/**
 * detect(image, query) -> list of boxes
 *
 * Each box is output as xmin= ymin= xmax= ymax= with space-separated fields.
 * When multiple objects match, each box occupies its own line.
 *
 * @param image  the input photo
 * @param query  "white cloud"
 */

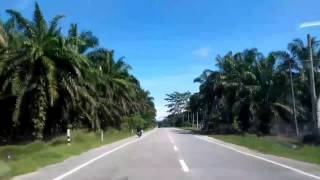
xmin=192 ymin=46 xmax=211 ymax=58
xmin=299 ymin=21 xmax=320 ymax=28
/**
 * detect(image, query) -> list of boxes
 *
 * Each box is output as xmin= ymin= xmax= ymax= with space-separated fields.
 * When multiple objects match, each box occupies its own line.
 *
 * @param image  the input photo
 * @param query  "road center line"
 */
xmin=168 ymin=134 xmax=174 ymax=144
xmin=173 ymin=145 xmax=178 ymax=151
xmin=195 ymin=135 xmax=320 ymax=180
xmin=179 ymin=159 xmax=190 ymax=172
xmin=53 ymin=129 xmax=156 ymax=180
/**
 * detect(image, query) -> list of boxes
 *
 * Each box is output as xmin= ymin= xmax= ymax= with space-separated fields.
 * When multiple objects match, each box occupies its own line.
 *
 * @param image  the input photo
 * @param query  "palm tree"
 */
xmin=0 ymin=3 xmax=92 ymax=138
xmin=86 ymin=48 xmax=141 ymax=129
xmin=288 ymin=38 xmax=320 ymax=133
xmin=0 ymin=3 xmax=156 ymax=141
xmin=66 ymin=23 xmax=99 ymax=54
xmin=193 ymin=49 xmax=294 ymax=134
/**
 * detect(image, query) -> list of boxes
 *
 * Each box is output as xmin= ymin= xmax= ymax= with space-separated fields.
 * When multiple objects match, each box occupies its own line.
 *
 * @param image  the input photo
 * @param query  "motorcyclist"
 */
xmin=136 ymin=126 xmax=142 ymax=137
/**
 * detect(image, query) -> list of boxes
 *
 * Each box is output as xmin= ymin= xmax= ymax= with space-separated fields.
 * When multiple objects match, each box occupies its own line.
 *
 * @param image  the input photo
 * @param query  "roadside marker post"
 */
xmin=101 ymin=130 xmax=104 ymax=142
xmin=67 ymin=129 xmax=71 ymax=146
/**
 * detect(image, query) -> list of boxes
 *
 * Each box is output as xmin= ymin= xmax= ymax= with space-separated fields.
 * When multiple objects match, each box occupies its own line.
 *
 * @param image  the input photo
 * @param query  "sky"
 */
xmin=1 ymin=0 xmax=320 ymax=120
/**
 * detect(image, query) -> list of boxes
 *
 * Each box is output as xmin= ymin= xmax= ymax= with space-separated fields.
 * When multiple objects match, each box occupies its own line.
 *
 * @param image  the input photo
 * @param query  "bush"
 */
xmin=121 ymin=114 xmax=145 ymax=130
xmin=303 ymin=134 xmax=320 ymax=145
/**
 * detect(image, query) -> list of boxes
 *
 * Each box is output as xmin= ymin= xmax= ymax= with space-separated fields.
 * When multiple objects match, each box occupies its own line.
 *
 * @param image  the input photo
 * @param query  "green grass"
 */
xmin=211 ymin=134 xmax=320 ymax=165
xmin=0 ymin=128 xmax=153 ymax=179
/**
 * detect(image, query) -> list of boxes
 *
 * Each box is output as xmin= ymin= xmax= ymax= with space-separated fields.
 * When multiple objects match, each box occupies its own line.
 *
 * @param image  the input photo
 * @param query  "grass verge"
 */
xmin=211 ymin=134 xmax=320 ymax=165
xmin=0 ymin=128 xmax=153 ymax=179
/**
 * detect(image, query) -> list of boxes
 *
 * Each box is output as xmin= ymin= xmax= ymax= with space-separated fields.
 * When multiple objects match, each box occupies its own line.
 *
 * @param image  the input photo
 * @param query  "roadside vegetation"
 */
xmin=0 ymin=2 xmax=156 ymax=143
xmin=161 ymin=39 xmax=320 ymax=142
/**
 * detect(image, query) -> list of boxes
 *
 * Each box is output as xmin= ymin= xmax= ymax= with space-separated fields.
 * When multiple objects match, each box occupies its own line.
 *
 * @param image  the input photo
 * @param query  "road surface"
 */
xmin=15 ymin=128 xmax=320 ymax=180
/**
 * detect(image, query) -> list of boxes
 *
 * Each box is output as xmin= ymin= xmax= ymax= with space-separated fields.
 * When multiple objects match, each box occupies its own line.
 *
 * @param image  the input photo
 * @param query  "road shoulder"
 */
xmin=196 ymin=135 xmax=320 ymax=178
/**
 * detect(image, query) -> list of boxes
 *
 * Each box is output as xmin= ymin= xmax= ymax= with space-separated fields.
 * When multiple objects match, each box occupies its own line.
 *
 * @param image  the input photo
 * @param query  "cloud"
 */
xmin=192 ymin=46 xmax=211 ymax=58
xmin=299 ymin=21 xmax=320 ymax=28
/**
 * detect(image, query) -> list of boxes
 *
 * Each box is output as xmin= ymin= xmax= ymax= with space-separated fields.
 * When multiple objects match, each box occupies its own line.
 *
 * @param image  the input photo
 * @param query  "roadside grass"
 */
xmin=0 ymin=128 xmax=152 ymax=179
xmin=211 ymin=134 xmax=320 ymax=165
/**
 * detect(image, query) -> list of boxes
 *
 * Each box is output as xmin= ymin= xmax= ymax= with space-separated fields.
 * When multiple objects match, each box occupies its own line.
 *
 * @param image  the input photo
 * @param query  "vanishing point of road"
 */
xmin=15 ymin=128 xmax=320 ymax=180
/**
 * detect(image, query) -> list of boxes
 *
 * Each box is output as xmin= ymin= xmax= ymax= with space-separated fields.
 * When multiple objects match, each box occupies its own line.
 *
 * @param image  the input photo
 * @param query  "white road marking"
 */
xmin=173 ymin=145 xmax=178 ymax=151
xmin=179 ymin=159 xmax=190 ymax=172
xmin=53 ymin=129 xmax=156 ymax=180
xmin=195 ymin=135 xmax=320 ymax=180
xmin=168 ymin=134 xmax=174 ymax=144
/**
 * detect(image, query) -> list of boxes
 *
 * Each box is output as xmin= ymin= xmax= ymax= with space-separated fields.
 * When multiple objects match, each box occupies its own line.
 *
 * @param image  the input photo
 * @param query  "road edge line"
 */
xmin=195 ymin=135 xmax=320 ymax=180
xmin=53 ymin=128 xmax=157 ymax=180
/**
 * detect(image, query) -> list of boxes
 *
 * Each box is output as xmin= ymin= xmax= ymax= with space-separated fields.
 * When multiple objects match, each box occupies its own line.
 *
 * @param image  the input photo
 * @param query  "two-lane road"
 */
xmin=16 ymin=128 xmax=320 ymax=180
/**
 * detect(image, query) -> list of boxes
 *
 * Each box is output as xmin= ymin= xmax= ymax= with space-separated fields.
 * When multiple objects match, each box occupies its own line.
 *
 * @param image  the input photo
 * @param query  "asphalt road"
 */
xmin=15 ymin=128 xmax=320 ymax=180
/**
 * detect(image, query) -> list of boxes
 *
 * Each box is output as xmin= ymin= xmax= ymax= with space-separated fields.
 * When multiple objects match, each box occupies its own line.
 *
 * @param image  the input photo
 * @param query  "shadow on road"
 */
xmin=168 ymin=128 xmax=203 ymax=135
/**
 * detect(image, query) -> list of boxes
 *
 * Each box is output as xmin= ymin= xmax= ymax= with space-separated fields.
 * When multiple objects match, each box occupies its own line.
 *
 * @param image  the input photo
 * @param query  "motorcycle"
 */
xmin=137 ymin=130 xmax=142 ymax=137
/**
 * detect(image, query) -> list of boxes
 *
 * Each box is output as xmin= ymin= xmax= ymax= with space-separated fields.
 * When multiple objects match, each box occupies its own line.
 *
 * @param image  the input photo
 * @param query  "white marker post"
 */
xmin=67 ymin=129 xmax=71 ymax=146
xmin=101 ymin=130 xmax=104 ymax=142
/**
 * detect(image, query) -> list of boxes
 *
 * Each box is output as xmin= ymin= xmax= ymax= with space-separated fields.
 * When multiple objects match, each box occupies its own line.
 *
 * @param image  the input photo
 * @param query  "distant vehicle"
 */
xmin=136 ymin=127 xmax=142 ymax=137
xmin=137 ymin=130 xmax=142 ymax=137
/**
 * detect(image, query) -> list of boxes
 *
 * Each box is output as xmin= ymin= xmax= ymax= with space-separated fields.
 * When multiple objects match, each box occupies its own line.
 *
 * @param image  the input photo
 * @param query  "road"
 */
xmin=15 ymin=128 xmax=320 ymax=180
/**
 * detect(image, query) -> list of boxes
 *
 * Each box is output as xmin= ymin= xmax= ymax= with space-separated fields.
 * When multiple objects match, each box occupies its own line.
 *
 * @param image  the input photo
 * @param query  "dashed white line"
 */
xmin=179 ymin=159 xmax=190 ymax=172
xmin=173 ymin=145 xmax=178 ymax=151
xmin=168 ymin=134 xmax=174 ymax=144
xmin=195 ymin=135 xmax=320 ymax=180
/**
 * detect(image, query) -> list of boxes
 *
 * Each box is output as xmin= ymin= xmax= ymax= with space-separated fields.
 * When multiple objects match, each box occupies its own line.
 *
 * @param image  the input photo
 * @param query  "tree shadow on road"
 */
xmin=168 ymin=128 xmax=203 ymax=135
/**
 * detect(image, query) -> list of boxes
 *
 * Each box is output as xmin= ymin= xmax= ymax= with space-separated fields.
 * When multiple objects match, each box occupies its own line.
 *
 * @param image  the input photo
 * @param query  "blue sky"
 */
xmin=1 ymin=0 xmax=320 ymax=120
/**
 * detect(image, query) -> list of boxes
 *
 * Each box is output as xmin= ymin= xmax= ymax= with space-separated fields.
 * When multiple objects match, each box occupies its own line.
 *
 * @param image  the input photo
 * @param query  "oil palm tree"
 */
xmin=0 ymin=3 xmax=92 ymax=138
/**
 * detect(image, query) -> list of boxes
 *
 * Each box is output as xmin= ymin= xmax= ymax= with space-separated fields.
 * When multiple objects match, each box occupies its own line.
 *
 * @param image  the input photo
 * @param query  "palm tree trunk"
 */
xmin=317 ymin=97 xmax=320 ymax=134
xmin=192 ymin=113 xmax=194 ymax=128
xmin=288 ymin=61 xmax=299 ymax=136
xmin=196 ymin=111 xmax=199 ymax=129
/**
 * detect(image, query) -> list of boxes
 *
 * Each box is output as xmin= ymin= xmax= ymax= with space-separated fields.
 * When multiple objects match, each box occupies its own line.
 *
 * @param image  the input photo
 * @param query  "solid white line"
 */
xmin=179 ymin=159 xmax=189 ymax=172
xmin=53 ymin=129 xmax=155 ymax=180
xmin=173 ymin=145 xmax=178 ymax=151
xmin=195 ymin=136 xmax=320 ymax=180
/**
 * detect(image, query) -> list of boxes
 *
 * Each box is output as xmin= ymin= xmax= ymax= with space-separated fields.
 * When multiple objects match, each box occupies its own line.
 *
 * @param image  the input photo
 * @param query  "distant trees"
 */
xmin=163 ymin=92 xmax=191 ymax=127
xmin=0 ymin=3 xmax=156 ymax=142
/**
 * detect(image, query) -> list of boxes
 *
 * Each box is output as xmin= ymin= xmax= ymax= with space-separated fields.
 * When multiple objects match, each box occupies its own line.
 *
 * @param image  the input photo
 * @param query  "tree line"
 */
xmin=163 ymin=37 xmax=320 ymax=139
xmin=0 ymin=3 xmax=156 ymax=142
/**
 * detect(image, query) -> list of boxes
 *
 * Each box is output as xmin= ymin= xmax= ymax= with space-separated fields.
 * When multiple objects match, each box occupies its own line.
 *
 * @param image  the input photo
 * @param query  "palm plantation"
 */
xmin=164 ymin=45 xmax=320 ymax=140
xmin=0 ymin=3 xmax=156 ymax=142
